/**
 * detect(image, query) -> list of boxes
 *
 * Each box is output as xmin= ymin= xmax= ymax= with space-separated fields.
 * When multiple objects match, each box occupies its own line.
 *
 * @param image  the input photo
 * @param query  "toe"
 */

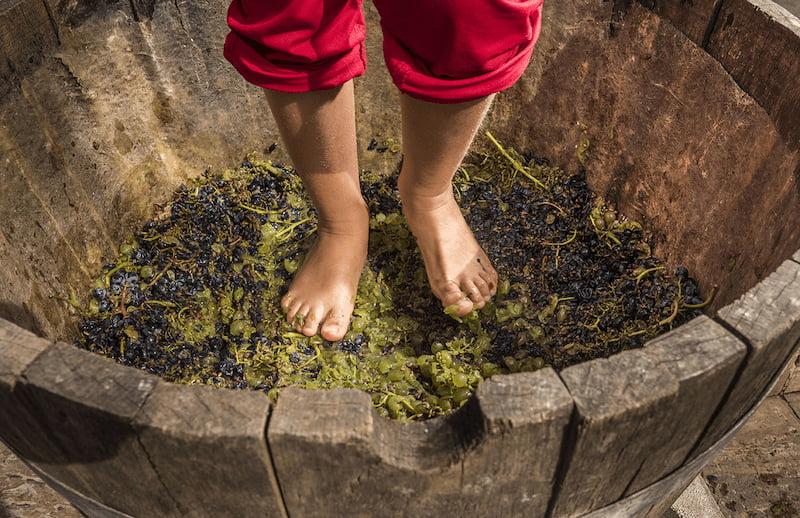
xmin=301 ymin=305 xmax=325 ymax=337
xmin=292 ymin=304 xmax=310 ymax=332
xmin=285 ymin=299 xmax=304 ymax=323
xmin=441 ymin=287 xmax=474 ymax=317
xmin=281 ymin=293 xmax=295 ymax=314
xmin=453 ymin=298 xmax=475 ymax=316
xmin=461 ymin=280 xmax=485 ymax=306
xmin=479 ymin=270 xmax=498 ymax=296
xmin=321 ymin=311 xmax=350 ymax=341
xmin=473 ymin=276 xmax=492 ymax=301
xmin=440 ymin=281 xmax=465 ymax=306
xmin=488 ymin=266 xmax=499 ymax=286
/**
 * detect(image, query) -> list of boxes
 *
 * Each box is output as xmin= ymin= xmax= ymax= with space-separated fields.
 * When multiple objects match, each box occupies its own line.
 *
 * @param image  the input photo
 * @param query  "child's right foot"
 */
xmin=399 ymin=178 xmax=498 ymax=318
xmin=280 ymin=203 xmax=368 ymax=341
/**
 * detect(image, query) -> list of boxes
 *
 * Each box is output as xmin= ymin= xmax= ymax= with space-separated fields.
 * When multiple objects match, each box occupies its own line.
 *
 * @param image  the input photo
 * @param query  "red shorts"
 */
xmin=224 ymin=0 xmax=544 ymax=104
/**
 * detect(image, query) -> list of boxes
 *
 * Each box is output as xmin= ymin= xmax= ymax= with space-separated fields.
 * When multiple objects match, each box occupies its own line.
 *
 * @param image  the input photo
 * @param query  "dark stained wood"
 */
xmin=269 ymin=369 xmax=573 ymax=518
xmin=638 ymin=0 xmax=721 ymax=45
xmin=706 ymin=0 xmax=800 ymax=148
xmin=624 ymin=316 xmax=747 ymax=493
xmin=464 ymin=370 xmax=574 ymax=516
xmin=490 ymin=1 xmax=800 ymax=314
xmin=0 ymin=0 xmax=59 ymax=94
xmin=25 ymin=460 xmax=135 ymax=518
xmin=582 ymin=370 xmax=761 ymax=518
xmin=0 ymin=319 xmax=53 ymax=465
xmin=133 ymin=382 xmax=287 ymax=518
xmin=697 ymin=260 xmax=800 ymax=453
xmin=14 ymin=342 xmax=180 ymax=517
xmin=551 ymin=349 xmax=679 ymax=517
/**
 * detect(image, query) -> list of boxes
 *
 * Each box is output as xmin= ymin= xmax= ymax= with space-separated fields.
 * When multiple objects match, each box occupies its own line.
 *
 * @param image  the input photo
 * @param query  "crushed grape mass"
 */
xmin=74 ymin=141 xmax=709 ymax=420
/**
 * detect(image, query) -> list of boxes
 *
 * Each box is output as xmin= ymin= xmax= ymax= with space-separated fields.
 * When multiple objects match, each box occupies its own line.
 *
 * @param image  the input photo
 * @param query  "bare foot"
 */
xmin=280 ymin=205 xmax=368 ymax=341
xmin=399 ymin=179 xmax=498 ymax=317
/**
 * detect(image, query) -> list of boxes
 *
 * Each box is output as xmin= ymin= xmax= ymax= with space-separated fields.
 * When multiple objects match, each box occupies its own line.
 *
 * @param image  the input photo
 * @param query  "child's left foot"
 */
xmin=399 ymin=179 xmax=498 ymax=317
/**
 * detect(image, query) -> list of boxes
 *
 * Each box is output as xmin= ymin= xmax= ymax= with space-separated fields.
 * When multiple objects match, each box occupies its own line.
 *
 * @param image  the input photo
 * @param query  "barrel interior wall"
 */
xmin=487 ymin=0 xmax=800 ymax=310
xmin=0 ymin=0 xmax=798 ymax=340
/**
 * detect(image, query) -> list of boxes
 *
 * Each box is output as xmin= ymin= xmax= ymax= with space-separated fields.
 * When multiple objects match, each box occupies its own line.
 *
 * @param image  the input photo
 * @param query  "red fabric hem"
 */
xmin=390 ymin=44 xmax=535 ymax=104
xmin=223 ymin=33 xmax=367 ymax=92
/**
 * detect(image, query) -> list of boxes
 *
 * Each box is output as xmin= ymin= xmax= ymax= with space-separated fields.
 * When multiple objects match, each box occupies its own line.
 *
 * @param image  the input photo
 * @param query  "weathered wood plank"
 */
xmin=551 ymin=348 xmax=680 ymax=517
xmin=622 ymin=316 xmax=747 ymax=494
xmin=14 ymin=343 xmax=180 ymax=517
xmin=786 ymin=250 xmax=800 ymax=396
xmin=549 ymin=349 xmax=681 ymax=516
xmin=133 ymin=382 xmax=287 ymax=517
xmin=269 ymin=369 xmax=573 ymax=518
xmin=706 ymin=0 xmax=800 ymax=148
xmin=465 ymin=371 xmax=574 ymax=516
xmin=0 ymin=318 xmax=50 ymax=390
xmin=582 ymin=380 xmax=754 ymax=518
xmin=0 ymin=319 xmax=53 ymax=463
xmin=638 ymin=0 xmax=721 ymax=45
xmin=697 ymin=260 xmax=800 ymax=453
xmin=25 ymin=460 xmax=135 ymax=518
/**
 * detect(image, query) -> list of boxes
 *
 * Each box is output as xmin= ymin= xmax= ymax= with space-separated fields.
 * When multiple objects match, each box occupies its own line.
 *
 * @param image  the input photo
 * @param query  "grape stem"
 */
xmin=485 ymin=131 xmax=546 ymax=189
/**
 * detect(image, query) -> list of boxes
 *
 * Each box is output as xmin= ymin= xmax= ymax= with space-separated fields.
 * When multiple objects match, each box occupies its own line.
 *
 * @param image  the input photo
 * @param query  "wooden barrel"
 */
xmin=1 ymin=0 xmax=799 ymax=516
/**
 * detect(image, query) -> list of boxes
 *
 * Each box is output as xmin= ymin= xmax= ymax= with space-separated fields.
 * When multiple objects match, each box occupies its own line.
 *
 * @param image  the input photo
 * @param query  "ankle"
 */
xmin=399 ymin=183 xmax=455 ymax=215
xmin=316 ymin=197 xmax=370 ymax=236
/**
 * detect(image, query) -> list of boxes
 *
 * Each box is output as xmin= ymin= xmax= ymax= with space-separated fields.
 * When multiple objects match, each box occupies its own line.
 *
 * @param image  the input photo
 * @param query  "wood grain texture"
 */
xmin=13 ymin=343 xmax=179 ymax=517
xmin=24 ymin=459 xmax=134 ymax=518
xmin=697 ymin=260 xmax=800 ymax=453
xmin=0 ymin=0 xmax=59 ymax=95
xmin=0 ymin=318 xmax=53 ymax=491
xmin=581 ymin=382 xmax=750 ymax=518
xmin=269 ymin=369 xmax=573 ymax=518
xmin=488 ymin=1 xmax=800 ymax=314
xmin=551 ymin=349 xmax=680 ymax=517
xmin=0 ymin=319 xmax=50 ymax=390
xmin=133 ymin=382 xmax=287 ymax=518
xmin=707 ymin=0 xmax=800 ymax=148
xmin=637 ymin=0 xmax=722 ymax=44
xmin=624 ymin=316 xmax=746 ymax=493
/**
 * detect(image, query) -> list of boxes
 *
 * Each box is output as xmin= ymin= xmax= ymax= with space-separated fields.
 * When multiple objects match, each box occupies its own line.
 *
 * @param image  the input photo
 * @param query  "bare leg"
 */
xmin=266 ymin=80 xmax=368 ymax=341
xmin=398 ymin=93 xmax=499 ymax=317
